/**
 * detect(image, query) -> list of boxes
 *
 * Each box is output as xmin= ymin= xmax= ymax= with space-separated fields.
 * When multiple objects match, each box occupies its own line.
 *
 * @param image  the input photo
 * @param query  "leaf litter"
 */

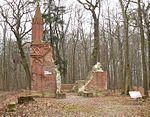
xmin=0 ymin=91 xmax=150 ymax=117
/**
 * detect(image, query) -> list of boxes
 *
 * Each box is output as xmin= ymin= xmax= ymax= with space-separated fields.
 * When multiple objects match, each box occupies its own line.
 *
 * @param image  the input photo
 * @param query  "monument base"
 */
xmin=30 ymin=89 xmax=56 ymax=98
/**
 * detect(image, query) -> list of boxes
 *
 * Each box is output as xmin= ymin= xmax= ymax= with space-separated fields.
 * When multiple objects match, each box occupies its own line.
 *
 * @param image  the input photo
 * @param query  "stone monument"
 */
xmin=78 ymin=62 xmax=107 ymax=96
xmin=30 ymin=4 xmax=56 ymax=97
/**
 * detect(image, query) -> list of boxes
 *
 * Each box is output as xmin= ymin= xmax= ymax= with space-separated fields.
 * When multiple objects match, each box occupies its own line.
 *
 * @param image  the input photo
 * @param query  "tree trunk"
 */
xmin=119 ymin=0 xmax=132 ymax=95
xmin=137 ymin=0 xmax=148 ymax=96
xmin=142 ymin=5 xmax=150 ymax=89
xmin=77 ymin=0 xmax=100 ymax=67
xmin=116 ymin=21 xmax=124 ymax=90
xmin=91 ymin=12 xmax=100 ymax=66
xmin=71 ymin=38 xmax=78 ymax=83
xmin=0 ymin=0 xmax=33 ymax=90
xmin=16 ymin=37 xmax=31 ymax=89
xmin=2 ymin=23 xmax=8 ymax=90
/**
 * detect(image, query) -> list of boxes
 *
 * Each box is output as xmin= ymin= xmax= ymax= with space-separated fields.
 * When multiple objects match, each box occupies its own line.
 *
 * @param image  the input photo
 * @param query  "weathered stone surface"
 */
xmin=6 ymin=102 xmax=16 ymax=112
xmin=86 ymin=72 xmax=107 ymax=91
xmin=83 ymin=91 xmax=93 ymax=97
xmin=61 ymin=84 xmax=74 ymax=92
xmin=30 ymin=5 xmax=56 ymax=97
xmin=55 ymin=92 xmax=66 ymax=99
xmin=72 ymin=80 xmax=86 ymax=92
xmin=77 ymin=62 xmax=107 ymax=96
xmin=92 ymin=62 xmax=103 ymax=72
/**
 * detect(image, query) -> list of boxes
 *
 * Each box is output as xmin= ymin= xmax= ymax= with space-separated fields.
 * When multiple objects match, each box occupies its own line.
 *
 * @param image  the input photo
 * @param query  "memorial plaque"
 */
xmin=129 ymin=91 xmax=142 ymax=99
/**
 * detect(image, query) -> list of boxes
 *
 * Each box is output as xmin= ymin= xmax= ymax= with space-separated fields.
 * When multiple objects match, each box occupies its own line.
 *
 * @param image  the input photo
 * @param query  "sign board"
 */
xmin=44 ymin=71 xmax=52 ymax=75
xmin=129 ymin=91 xmax=142 ymax=99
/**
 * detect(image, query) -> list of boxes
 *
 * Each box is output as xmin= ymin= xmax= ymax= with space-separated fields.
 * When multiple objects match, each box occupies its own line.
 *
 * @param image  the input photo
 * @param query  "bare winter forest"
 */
xmin=0 ymin=0 xmax=150 ymax=116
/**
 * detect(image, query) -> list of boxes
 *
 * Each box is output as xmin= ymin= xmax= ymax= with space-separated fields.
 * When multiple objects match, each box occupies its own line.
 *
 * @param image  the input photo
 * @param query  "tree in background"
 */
xmin=0 ymin=20 xmax=8 ymax=90
xmin=42 ymin=0 xmax=68 ymax=83
xmin=137 ymin=0 xmax=148 ymax=96
xmin=0 ymin=0 xmax=33 ymax=89
xmin=141 ymin=2 xmax=150 ymax=89
xmin=0 ymin=0 xmax=149 ymax=93
xmin=119 ymin=0 xmax=132 ymax=95
xmin=77 ymin=0 xmax=101 ymax=67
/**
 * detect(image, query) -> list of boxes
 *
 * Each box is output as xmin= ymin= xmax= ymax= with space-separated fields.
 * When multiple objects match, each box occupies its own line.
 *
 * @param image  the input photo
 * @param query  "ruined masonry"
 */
xmin=30 ymin=5 xmax=56 ymax=97
xmin=78 ymin=62 xmax=107 ymax=95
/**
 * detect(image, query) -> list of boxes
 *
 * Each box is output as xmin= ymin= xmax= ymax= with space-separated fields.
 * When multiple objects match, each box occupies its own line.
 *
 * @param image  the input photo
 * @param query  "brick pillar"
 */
xmin=30 ymin=5 xmax=56 ymax=97
xmin=32 ymin=5 xmax=43 ymax=44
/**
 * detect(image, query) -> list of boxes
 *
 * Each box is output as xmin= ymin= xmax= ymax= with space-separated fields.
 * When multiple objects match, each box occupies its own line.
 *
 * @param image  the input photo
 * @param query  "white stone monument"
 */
xmin=92 ymin=62 xmax=103 ymax=72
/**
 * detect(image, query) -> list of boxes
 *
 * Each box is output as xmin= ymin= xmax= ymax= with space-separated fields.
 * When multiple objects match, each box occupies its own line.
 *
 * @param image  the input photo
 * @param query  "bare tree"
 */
xmin=137 ymin=0 xmax=148 ymax=96
xmin=0 ymin=0 xmax=33 ymax=89
xmin=106 ymin=5 xmax=118 ymax=91
xmin=141 ymin=2 xmax=150 ymax=89
xmin=77 ymin=0 xmax=101 ymax=66
xmin=0 ymin=20 xmax=8 ymax=90
xmin=119 ymin=0 xmax=132 ymax=95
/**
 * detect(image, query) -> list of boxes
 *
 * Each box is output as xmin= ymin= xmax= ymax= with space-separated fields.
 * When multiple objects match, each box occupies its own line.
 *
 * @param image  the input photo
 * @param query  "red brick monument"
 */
xmin=30 ymin=4 xmax=56 ymax=97
xmin=77 ymin=62 xmax=107 ymax=96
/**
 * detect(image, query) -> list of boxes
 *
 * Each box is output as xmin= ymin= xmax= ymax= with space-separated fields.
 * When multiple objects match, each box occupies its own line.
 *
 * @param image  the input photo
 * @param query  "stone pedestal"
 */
xmin=87 ymin=72 xmax=107 ymax=91
xmin=77 ymin=62 xmax=108 ymax=96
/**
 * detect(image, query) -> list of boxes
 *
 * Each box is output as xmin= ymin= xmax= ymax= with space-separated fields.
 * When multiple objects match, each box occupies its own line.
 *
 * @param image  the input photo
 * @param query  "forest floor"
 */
xmin=0 ymin=91 xmax=150 ymax=117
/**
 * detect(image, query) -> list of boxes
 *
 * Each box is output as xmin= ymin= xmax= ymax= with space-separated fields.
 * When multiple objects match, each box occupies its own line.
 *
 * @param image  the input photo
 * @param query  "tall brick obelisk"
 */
xmin=30 ymin=4 xmax=56 ymax=97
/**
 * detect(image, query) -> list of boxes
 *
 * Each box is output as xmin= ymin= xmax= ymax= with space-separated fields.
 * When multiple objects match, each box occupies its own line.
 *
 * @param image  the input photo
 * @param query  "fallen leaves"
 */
xmin=0 ymin=92 xmax=150 ymax=116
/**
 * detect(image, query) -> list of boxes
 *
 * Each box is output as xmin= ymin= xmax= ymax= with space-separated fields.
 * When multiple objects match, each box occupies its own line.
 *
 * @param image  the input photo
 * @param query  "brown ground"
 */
xmin=0 ymin=92 xmax=150 ymax=117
